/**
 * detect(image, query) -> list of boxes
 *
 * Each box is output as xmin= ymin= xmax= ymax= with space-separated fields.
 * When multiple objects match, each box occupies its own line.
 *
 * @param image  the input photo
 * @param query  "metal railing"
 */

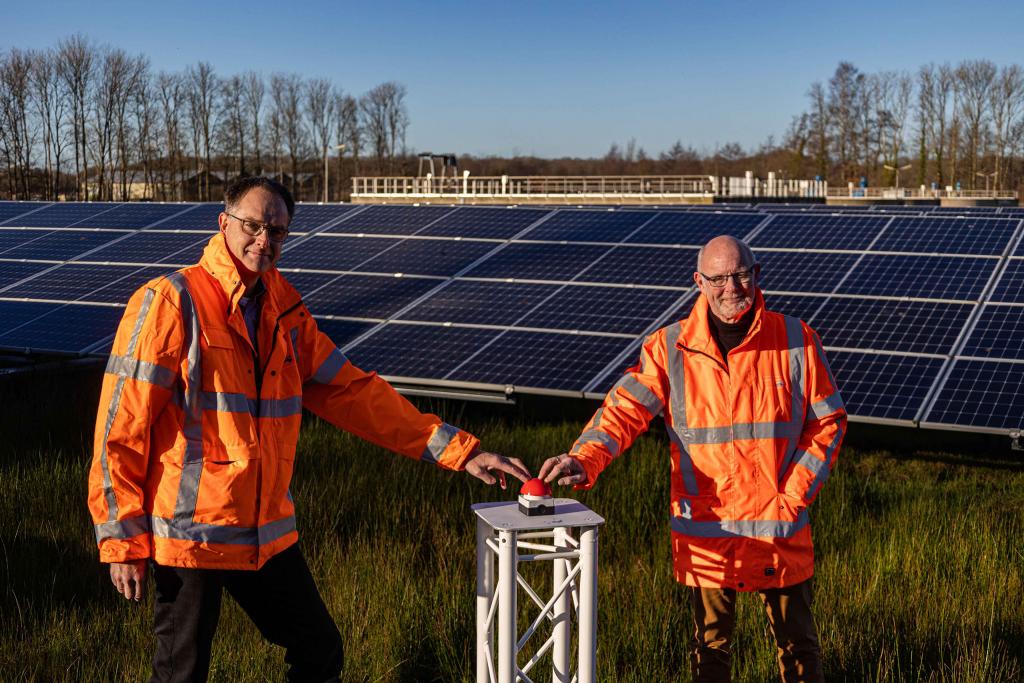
xmin=352 ymin=173 xmax=830 ymax=201
xmin=826 ymin=186 xmax=1018 ymax=200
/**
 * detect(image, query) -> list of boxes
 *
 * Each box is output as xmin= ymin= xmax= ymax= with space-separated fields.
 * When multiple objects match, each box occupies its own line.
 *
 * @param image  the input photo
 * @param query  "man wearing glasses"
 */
xmin=88 ymin=176 xmax=530 ymax=682
xmin=540 ymin=235 xmax=845 ymax=682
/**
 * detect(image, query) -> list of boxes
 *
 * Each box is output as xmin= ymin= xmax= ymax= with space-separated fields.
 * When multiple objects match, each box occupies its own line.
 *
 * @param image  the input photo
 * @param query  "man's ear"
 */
xmin=217 ymin=211 xmax=229 ymax=233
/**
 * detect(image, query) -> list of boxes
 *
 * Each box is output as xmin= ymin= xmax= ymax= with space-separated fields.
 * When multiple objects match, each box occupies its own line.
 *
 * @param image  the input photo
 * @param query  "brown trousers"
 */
xmin=689 ymin=578 xmax=823 ymax=683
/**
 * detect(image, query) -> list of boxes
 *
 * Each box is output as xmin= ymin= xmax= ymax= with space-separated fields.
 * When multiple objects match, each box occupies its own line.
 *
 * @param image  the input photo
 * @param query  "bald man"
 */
xmin=540 ymin=236 xmax=846 ymax=682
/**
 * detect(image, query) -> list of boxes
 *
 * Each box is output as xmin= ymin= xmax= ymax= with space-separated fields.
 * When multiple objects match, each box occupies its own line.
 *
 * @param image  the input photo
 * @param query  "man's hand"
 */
xmin=110 ymin=560 xmax=147 ymax=601
xmin=539 ymin=454 xmax=588 ymax=487
xmin=464 ymin=451 xmax=532 ymax=489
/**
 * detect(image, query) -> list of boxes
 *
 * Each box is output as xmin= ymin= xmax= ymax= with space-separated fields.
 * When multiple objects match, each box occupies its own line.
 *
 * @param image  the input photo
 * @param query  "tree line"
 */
xmin=0 ymin=34 xmax=408 ymax=201
xmin=1 ymin=37 xmax=1022 ymax=200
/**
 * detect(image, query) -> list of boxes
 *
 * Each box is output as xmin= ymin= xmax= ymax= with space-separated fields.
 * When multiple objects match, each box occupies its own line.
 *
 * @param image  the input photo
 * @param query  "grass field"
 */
xmin=1 ymin=384 xmax=1022 ymax=681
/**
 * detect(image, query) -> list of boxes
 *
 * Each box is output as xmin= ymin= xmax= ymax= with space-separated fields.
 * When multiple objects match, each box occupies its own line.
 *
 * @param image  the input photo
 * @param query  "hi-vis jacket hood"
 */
xmin=89 ymin=233 xmax=478 ymax=570
xmin=569 ymin=290 xmax=846 ymax=591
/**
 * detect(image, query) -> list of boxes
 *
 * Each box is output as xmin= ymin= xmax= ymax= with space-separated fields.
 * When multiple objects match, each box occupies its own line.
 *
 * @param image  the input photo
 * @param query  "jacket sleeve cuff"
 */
xmin=98 ymin=537 xmax=151 ymax=564
xmin=427 ymin=423 xmax=480 ymax=471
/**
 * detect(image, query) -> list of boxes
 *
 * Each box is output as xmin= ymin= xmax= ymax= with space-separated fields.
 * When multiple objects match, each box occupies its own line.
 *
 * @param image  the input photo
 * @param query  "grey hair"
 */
xmin=696 ymin=236 xmax=757 ymax=271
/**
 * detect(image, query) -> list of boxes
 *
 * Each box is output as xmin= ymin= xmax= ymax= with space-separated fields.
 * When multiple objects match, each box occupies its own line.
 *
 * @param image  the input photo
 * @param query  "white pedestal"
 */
xmin=473 ymin=499 xmax=605 ymax=683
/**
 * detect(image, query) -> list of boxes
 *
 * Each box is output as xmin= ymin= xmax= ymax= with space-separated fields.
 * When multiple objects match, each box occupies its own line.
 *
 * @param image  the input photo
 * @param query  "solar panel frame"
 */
xmin=827 ymin=350 xmax=947 ymax=424
xmin=625 ymin=211 xmax=766 ymax=246
xmin=446 ymin=329 xmax=635 ymax=392
xmin=836 ymin=254 xmax=998 ymax=301
xmin=323 ymin=205 xmax=457 ymax=235
xmin=921 ymin=358 xmax=1024 ymax=432
xmin=0 ymin=302 xmax=125 ymax=354
xmin=749 ymin=213 xmax=890 ymax=251
xmin=988 ymin=257 xmax=1024 ymax=303
xmin=396 ymin=280 xmax=559 ymax=326
xmin=0 ymin=202 xmax=115 ymax=227
xmin=417 ymin=206 xmax=551 ymax=239
xmin=303 ymin=273 xmax=442 ymax=319
xmin=870 ymin=216 xmax=1020 ymax=255
xmin=810 ymin=297 xmax=974 ymax=354
xmin=0 ymin=230 xmax=128 ymax=261
xmin=958 ymin=303 xmax=1024 ymax=360
xmin=518 ymin=284 xmax=684 ymax=335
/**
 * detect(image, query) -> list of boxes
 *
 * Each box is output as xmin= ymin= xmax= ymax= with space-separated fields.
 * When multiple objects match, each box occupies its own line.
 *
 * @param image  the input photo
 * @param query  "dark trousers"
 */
xmin=689 ymin=578 xmax=823 ymax=683
xmin=150 ymin=544 xmax=343 ymax=683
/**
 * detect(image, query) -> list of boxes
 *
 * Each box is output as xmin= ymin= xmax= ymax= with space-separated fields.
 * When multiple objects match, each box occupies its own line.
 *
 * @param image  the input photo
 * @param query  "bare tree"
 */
xmin=186 ymin=61 xmax=217 ymax=200
xmin=878 ymin=71 xmax=914 ymax=185
xmin=241 ymin=71 xmax=264 ymax=175
xmin=221 ymin=73 xmax=246 ymax=178
xmin=807 ymin=81 xmax=830 ymax=178
xmin=334 ymin=93 xmax=361 ymax=193
xmin=29 ymin=49 xmax=66 ymax=199
xmin=270 ymin=73 xmax=306 ymax=193
xmin=156 ymin=71 xmax=184 ymax=200
xmin=132 ymin=61 xmax=158 ymax=200
xmin=305 ymin=77 xmax=336 ymax=200
xmin=827 ymin=62 xmax=865 ymax=181
xmin=360 ymin=81 xmax=408 ymax=174
xmin=56 ymin=34 xmax=95 ymax=199
xmin=989 ymin=65 xmax=1024 ymax=191
xmin=956 ymin=59 xmax=997 ymax=188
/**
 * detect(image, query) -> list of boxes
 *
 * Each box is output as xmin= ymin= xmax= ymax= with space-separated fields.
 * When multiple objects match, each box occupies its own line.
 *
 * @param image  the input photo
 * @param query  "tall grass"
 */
xmin=1 ymin=411 xmax=1021 ymax=681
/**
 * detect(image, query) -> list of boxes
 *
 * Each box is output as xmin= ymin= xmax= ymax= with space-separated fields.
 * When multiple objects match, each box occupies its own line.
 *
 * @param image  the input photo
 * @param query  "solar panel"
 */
xmin=70 ymin=203 xmax=190 ymax=228
xmin=0 ymin=201 xmax=50 ymax=223
xmin=575 ymin=245 xmax=699 ymax=287
xmin=2 ymin=263 xmax=150 ymax=301
xmin=749 ymin=214 xmax=889 ymax=251
xmin=827 ymin=351 xmax=945 ymax=422
xmin=755 ymin=250 xmax=860 ymax=293
xmin=1001 ymin=208 xmax=1024 ymax=218
xmin=989 ymin=259 xmax=1024 ymax=303
xmin=929 ymin=206 xmax=1001 ymax=214
xmin=837 ymin=255 xmax=997 ymax=301
xmin=356 ymin=238 xmax=496 ymax=277
xmin=626 ymin=211 xmax=765 ymax=245
xmin=0 ymin=302 xmax=124 ymax=353
xmin=523 ymin=210 xmax=653 ymax=243
xmin=281 ymin=235 xmax=401 ymax=272
xmin=0 ymin=299 xmax=61 ymax=334
xmin=0 ymin=230 xmax=126 ymax=261
xmin=871 ymin=216 xmax=1019 ymax=255
xmin=922 ymin=359 xmax=1024 ymax=431
xmin=77 ymin=231 xmax=210 ymax=265
xmin=289 ymin=204 xmax=359 ymax=231
xmin=0 ymin=261 xmax=54 ymax=290
xmin=959 ymin=304 xmax=1024 ymax=360
xmin=324 ymin=205 xmax=456 ymax=234
xmin=316 ymin=319 xmax=380 ymax=348
xmin=0 ymin=228 xmax=57 ymax=255
xmin=86 ymin=266 xmax=179 ymax=304
xmin=303 ymin=274 xmax=441 ymax=319
xmin=346 ymin=323 xmax=501 ymax=378
xmin=397 ymin=280 xmax=558 ymax=326
xmin=447 ymin=330 xmax=632 ymax=391
xmin=463 ymin=243 xmax=611 ymax=282
xmin=1015 ymin=236 xmax=1024 ymax=257
xmin=587 ymin=338 xmax=644 ymax=394
xmin=418 ymin=207 xmax=548 ymax=239
xmin=149 ymin=204 xmax=222 ymax=230
xmin=1 ymin=202 xmax=113 ymax=227
xmin=276 ymin=271 xmax=341 ymax=299
xmin=810 ymin=297 xmax=973 ymax=354
xmin=518 ymin=285 xmax=682 ymax=335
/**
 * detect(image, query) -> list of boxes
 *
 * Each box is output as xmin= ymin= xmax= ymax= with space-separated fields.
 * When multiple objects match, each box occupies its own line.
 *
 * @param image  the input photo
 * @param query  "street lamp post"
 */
xmin=883 ymin=163 xmax=913 ymax=190
xmin=976 ymin=171 xmax=998 ymax=194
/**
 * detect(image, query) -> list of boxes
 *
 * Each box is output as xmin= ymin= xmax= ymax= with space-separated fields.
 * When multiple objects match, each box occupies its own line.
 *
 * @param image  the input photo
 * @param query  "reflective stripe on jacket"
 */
xmin=88 ymin=233 xmax=479 ymax=570
xmin=570 ymin=290 xmax=846 ymax=590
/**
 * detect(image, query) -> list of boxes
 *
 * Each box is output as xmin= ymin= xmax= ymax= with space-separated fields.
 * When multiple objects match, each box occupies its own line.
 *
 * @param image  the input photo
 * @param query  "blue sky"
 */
xmin=5 ymin=1 xmax=1023 ymax=158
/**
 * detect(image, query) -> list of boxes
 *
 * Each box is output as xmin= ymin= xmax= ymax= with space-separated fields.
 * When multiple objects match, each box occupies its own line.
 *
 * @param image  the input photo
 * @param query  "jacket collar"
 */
xmin=677 ymin=288 xmax=766 ymax=354
xmin=198 ymin=233 xmax=298 ymax=315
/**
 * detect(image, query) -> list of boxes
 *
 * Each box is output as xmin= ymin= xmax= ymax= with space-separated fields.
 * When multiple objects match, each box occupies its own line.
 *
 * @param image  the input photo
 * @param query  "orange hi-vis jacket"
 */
xmin=569 ymin=290 xmax=846 ymax=591
xmin=88 ymin=233 xmax=479 ymax=570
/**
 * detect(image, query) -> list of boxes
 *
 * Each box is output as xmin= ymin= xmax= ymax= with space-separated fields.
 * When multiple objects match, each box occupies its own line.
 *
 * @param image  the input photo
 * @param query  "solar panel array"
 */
xmin=2 ymin=200 xmax=1023 ymax=436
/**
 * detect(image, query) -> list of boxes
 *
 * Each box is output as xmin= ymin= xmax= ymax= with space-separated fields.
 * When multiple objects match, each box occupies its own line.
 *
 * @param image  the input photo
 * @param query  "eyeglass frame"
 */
xmin=697 ymin=264 xmax=760 ymax=288
xmin=224 ymin=211 xmax=290 ymax=243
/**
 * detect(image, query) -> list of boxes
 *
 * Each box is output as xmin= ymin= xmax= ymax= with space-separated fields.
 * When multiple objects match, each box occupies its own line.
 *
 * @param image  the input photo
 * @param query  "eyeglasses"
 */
xmin=225 ymin=212 xmax=289 ymax=243
xmin=699 ymin=266 xmax=758 ymax=288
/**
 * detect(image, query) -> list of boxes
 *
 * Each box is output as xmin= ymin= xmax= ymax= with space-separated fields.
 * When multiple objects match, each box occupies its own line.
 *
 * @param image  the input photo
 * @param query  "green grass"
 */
xmin=1 ymin=409 xmax=1022 ymax=682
